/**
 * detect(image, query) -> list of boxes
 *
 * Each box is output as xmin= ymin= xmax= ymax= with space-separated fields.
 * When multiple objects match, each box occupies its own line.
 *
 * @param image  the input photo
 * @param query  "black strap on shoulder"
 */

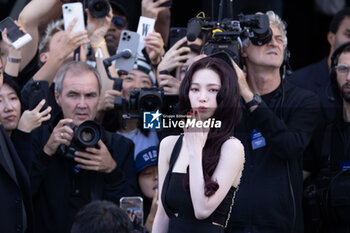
xmin=161 ymin=134 xmax=184 ymax=218
xmin=168 ymin=134 xmax=184 ymax=170
xmin=321 ymin=123 xmax=334 ymax=169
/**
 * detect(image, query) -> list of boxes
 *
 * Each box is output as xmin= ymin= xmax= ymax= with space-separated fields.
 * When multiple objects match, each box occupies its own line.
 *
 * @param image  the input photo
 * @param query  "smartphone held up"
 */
xmin=0 ymin=17 xmax=32 ymax=50
xmin=62 ymin=2 xmax=85 ymax=33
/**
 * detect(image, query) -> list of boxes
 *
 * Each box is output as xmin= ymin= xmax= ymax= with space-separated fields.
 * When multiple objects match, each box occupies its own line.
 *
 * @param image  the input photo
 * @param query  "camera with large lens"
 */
xmin=85 ymin=0 xmax=110 ymax=18
xmin=56 ymin=120 xmax=102 ymax=160
xmin=127 ymin=87 xmax=164 ymax=117
xmin=186 ymin=0 xmax=272 ymax=67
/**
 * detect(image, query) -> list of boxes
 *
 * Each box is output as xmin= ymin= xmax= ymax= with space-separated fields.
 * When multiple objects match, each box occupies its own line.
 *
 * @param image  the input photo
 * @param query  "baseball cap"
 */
xmin=134 ymin=147 xmax=158 ymax=173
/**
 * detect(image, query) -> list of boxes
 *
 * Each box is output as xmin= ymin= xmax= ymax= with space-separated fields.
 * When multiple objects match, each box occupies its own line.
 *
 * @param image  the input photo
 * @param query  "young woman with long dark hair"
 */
xmin=152 ymin=56 xmax=245 ymax=233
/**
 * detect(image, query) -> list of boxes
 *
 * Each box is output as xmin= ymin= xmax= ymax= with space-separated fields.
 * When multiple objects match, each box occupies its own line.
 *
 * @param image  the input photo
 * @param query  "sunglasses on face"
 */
xmin=112 ymin=16 xmax=127 ymax=29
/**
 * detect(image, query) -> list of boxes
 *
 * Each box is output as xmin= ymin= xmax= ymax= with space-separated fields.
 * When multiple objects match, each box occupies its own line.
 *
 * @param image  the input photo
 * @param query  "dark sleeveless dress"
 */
xmin=161 ymin=135 xmax=237 ymax=233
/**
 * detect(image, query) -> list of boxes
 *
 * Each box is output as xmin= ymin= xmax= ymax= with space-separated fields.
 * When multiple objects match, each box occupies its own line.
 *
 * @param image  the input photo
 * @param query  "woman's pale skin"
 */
xmin=152 ymin=68 xmax=245 ymax=233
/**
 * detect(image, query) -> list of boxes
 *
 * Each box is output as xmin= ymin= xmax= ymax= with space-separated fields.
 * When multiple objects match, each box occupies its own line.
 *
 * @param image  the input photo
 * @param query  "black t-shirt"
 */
xmin=326 ymin=121 xmax=350 ymax=171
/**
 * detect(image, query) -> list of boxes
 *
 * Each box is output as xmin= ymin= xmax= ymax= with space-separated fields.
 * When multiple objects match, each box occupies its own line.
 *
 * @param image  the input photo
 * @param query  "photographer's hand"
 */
xmin=141 ymin=0 xmax=170 ymax=19
xmin=144 ymin=31 xmax=165 ymax=65
xmin=231 ymin=59 xmax=256 ymax=111
xmin=97 ymin=89 xmax=122 ymax=112
xmin=96 ymin=89 xmax=123 ymax=121
xmin=158 ymin=74 xmax=180 ymax=95
xmin=50 ymin=18 xmax=90 ymax=61
xmin=74 ymin=140 xmax=117 ymax=173
xmin=17 ymin=99 xmax=52 ymax=133
xmin=86 ymin=7 xmax=112 ymax=45
xmin=157 ymin=37 xmax=191 ymax=73
xmin=43 ymin=119 xmax=74 ymax=156
xmin=34 ymin=18 xmax=90 ymax=84
xmin=2 ymin=21 xmax=26 ymax=77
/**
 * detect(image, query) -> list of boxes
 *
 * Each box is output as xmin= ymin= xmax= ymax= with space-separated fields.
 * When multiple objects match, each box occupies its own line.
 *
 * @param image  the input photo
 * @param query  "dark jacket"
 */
xmin=286 ymin=58 xmax=342 ymax=173
xmin=20 ymin=79 xmax=60 ymax=126
xmin=28 ymin=114 xmax=139 ymax=233
xmin=226 ymin=81 xmax=321 ymax=233
xmin=11 ymin=129 xmax=33 ymax=173
xmin=287 ymin=58 xmax=339 ymax=121
xmin=0 ymin=125 xmax=34 ymax=233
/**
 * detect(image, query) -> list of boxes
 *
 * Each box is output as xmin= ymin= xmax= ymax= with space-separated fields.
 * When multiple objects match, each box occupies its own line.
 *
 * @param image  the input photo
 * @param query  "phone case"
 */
xmin=169 ymin=27 xmax=187 ymax=48
xmin=120 ymin=196 xmax=143 ymax=225
xmin=62 ymin=2 xmax=85 ymax=33
xmin=0 ymin=17 xmax=32 ymax=49
xmin=115 ymin=30 xmax=140 ymax=71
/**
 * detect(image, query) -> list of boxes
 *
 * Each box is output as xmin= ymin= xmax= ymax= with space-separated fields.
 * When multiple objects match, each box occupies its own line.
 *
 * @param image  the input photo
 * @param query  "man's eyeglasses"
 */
xmin=334 ymin=64 xmax=350 ymax=77
xmin=112 ymin=16 xmax=127 ymax=29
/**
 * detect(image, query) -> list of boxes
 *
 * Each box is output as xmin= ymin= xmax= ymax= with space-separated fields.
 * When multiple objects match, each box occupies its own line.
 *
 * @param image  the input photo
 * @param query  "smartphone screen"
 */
xmin=0 ymin=17 xmax=32 ymax=49
xmin=120 ymin=196 xmax=143 ymax=227
xmin=0 ymin=17 xmax=24 ymax=41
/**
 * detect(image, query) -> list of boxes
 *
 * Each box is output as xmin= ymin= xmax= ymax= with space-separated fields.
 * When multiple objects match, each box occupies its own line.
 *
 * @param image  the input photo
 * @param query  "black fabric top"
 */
xmin=161 ymin=135 xmax=237 ymax=232
xmin=165 ymin=173 xmax=236 ymax=226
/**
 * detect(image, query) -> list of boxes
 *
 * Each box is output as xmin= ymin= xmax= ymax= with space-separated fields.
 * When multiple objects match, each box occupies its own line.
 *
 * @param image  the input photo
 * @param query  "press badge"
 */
xmin=250 ymin=129 xmax=266 ymax=150
xmin=339 ymin=160 xmax=350 ymax=171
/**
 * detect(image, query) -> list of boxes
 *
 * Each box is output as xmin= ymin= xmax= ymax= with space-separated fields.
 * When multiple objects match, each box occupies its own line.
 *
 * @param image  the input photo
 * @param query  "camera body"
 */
xmin=56 ymin=120 xmax=102 ymax=160
xmin=128 ymin=88 xmax=164 ymax=116
xmin=187 ymin=13 xmax=272 ymax=67
xmin=85 ymin=0 xmax=110 ymax=18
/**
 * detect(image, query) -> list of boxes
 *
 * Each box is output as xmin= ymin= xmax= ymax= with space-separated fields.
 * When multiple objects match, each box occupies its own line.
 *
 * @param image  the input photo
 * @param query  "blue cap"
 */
xmin=134 ymin=146 xmax=158 ymax=173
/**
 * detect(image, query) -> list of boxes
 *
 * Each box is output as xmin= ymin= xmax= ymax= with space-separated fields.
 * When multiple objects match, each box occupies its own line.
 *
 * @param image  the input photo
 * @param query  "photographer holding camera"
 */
xmin=27 ymin=61 xmax=138 ymax=233
xmin=98 ymin=54 xmax=160 ymax=159
xmin=306 ymin=41 xmax=350 ymax=233
xmin=224 ymin=11 xmax=321 ymax=233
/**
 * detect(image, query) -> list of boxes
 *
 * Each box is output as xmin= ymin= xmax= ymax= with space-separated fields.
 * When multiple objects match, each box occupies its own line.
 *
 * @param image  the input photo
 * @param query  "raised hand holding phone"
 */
xmin=120 ymin=196 xmax=144 ymax=229
xmin=115 ymin=30 xmax=140 ymax=72
xmin=0 ymin=17 xmax=32 ymax=50
xmin=62 ymin=2 xmax=86 ymax=61
xmin=62 ymin=2 xmax=85 ymax=33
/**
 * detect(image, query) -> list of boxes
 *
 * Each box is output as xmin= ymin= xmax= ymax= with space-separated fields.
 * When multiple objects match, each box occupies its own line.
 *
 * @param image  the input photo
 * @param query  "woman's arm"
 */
xmin=188 ymin=137 xmax=245 ymax=219
xmin=152 ymin=135 xmax=177 ymax=233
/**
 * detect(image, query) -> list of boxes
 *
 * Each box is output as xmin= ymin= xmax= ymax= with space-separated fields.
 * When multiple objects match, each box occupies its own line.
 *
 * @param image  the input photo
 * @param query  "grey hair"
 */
xmin=38 ymin=19 xmax=64 ymax=55
xmin=242 ymin=10 xmax=287 ymax=48
xmin=55 ymin=61 xmax=102 ymax=96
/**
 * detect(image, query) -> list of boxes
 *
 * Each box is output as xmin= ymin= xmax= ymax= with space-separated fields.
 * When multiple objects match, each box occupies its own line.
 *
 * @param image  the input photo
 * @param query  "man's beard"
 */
xmin=341 ymin=83 xmax=350 ymax=103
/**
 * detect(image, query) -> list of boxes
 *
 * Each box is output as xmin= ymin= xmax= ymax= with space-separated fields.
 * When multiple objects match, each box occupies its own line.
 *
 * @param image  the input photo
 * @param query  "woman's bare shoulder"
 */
xmin=159 ymin=135 xmax=182 ymax=161
xmin=160 ymin=135 xmax=181 ymax=147
xmin=221 ymin=137 xmax=245 ymax=160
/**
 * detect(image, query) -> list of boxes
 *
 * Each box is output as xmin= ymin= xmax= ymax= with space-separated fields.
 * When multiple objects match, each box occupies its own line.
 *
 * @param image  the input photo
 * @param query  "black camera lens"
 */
xmin=80 ymin=129 xmax=94 ymax=143
xmin=75 ymin=120 xmax=101 ymax=147
xmin=93 ymin=2 xmax=104 ymax=11
xmin=86 ymin=0 xmax=110 ymax=18
xmin=140 ymin=95 xmax=161 ymax=112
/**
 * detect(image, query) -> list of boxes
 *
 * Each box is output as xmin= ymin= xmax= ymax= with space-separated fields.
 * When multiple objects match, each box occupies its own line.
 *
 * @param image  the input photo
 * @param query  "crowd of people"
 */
xmin=0 ymin=0 xmax=350 ymax=233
